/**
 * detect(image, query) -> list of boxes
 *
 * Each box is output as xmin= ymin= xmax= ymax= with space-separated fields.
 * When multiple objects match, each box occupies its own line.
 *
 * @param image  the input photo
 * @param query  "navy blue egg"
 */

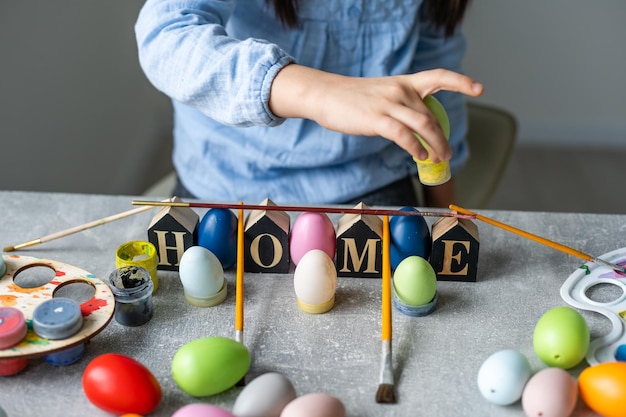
xmin=389 ymin=206 xmax=431 ymax=269
xmin=197 ymin=208 xmax=238 ymax=269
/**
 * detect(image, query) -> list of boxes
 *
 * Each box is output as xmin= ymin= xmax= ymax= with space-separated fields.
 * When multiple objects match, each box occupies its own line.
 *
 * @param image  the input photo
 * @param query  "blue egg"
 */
xmin=197 ymin=208 xmax=238 ymax=269
xmin=390 ymin=207 xmax=431 ymax=269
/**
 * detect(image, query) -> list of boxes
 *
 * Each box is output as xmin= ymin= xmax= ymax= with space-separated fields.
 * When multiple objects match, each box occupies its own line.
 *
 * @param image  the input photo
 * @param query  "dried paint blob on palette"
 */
xmin=0 ymin=255 xmax=115 ymax=360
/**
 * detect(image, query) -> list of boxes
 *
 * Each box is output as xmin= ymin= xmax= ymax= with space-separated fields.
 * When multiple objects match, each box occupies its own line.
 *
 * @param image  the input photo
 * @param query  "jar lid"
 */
xmin=108 ymin=266 xmax=153 ymax=297
xmin=32 ymin=298 xmax=83 ymax=340
xmin=0 ymin=307 xmax=27 ymax=349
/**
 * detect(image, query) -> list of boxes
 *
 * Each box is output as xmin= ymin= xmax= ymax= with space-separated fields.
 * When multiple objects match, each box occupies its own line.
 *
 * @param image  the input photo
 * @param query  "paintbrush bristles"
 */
xmin=375 ymin=383 xmax=397 ymax=404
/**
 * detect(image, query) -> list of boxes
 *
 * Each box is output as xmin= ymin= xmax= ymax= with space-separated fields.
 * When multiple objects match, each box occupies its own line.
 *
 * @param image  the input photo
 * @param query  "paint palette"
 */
xmin=0 ymin=255 xmax=114 ymax=359
xmin=560 ymin=247 xmax=626 ymax=365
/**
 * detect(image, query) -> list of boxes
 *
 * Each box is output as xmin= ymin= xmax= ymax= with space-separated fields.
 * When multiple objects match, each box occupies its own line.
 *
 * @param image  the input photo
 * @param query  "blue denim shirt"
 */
xmin=136 ymin=0 xmax=469 ymax=204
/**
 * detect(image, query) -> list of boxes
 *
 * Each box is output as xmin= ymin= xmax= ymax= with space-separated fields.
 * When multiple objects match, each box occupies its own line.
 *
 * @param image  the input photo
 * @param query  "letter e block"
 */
xmin=430 ymin=217 xmax=479 ymax=282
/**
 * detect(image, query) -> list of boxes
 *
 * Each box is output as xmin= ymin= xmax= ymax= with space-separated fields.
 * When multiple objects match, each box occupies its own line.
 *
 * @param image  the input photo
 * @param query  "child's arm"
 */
xmin=268 ymin=64 xmax=483 ymax=166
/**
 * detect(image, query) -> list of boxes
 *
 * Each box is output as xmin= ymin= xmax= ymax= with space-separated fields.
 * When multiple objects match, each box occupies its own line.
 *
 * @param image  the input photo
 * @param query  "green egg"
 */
xmin=172 ymin=336 xmax=251 ymax=397
xmin=413 ymin=95 xmax=451 ymax=147
xmin=393 ymin=255 xmax=437 ymax=306
xmin=533 ymin=306 xmax=589 ymax=369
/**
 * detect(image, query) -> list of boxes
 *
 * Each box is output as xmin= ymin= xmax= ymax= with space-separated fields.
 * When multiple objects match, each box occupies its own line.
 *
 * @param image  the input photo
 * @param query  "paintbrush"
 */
xmin=375 ymin=215 xmax=396 ymax=404
xmin=3 ymin=198 xmax=172 ymax=252
xmin=449 ymin=204 xmax=626 ymax=274
xmin=235 ymin=203 xmax=247 ymax=386
xmin=132 ymin=200 xmax=476 ymax=219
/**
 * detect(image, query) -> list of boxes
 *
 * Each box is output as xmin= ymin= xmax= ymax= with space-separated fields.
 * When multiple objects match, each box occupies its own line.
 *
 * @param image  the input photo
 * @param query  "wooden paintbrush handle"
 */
xmin=381 ymin=215 xmax=392 ymax=342
xmin=449 ymin=205 xmax=593 ymax=262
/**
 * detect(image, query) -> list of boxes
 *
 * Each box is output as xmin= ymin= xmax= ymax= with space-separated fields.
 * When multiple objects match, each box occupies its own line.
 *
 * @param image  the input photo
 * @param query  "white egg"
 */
xmin=178 ymin=246 xmax=227 ymax=307
xmin=233 ymin=372 xmax=297 ymax=417
xmin=293 ymin=249 xmax=337 ymax=314
xmin=477 ymin=349 xmax=533 ymax=405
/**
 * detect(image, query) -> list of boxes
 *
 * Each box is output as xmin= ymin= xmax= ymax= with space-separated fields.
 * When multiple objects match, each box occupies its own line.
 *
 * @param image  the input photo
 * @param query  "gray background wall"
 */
xmin=1 ymin=1 xmax=625 ymax=196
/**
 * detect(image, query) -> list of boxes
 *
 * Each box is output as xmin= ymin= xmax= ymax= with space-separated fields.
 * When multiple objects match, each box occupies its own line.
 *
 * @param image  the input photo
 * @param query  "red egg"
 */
xmin=82 ymin=353 xmax=161 ymax=414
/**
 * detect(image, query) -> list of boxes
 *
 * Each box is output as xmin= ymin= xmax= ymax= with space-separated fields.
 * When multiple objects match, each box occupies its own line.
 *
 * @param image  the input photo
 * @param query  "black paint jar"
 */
xmin=107 ymin=266 xmax=154 ymax=327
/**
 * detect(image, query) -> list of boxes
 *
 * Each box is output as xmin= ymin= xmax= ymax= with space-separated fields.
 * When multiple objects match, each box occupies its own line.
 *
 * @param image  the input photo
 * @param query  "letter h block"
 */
xmin=147 ymin=198 xmax=199 ymax=271
xmin=335 ymin=203 xmax=382 ymax=278
xmin=430 ymin=217 xmax=479 ymax=282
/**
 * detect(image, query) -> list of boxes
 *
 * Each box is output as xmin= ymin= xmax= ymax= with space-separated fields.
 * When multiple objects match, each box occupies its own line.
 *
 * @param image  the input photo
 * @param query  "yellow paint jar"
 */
xmin=414 ymin=156 xmax=451 ymax=186
xmin=116 ymin=241 xmax=159 ymax=293
xmin=413 ymin=95 xmax=451 ymax=186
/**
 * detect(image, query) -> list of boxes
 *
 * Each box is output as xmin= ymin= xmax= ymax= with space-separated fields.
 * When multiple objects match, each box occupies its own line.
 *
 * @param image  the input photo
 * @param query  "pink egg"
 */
xmin=521 ymin=368 xmax=577 ymax=417
xmin=289 ymin=212 xmax=336 ymax=266
xmin=172 ymin=404 xmax=236 ymax=417
xmin=280 ymin=393 xmax=345 ymax=417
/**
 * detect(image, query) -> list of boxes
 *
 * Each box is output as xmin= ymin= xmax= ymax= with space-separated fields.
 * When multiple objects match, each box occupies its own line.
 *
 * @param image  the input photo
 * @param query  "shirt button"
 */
xmin=348 ymin=5 xmax=361 ymax=19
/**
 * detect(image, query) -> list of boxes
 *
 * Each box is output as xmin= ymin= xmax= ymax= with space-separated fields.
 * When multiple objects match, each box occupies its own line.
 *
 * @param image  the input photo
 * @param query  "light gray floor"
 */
xmin=487 ymin=145 xmax=626 ymax=214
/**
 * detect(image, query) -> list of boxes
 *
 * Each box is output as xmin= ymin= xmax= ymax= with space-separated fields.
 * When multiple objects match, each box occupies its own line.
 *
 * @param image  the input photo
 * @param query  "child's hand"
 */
xmin=269 ymin=65 xmax=483 ymax=163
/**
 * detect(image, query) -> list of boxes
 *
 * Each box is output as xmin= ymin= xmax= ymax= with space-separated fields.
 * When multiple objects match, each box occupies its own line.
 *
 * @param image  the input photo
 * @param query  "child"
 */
xmin=135 ymin=0 xmax=483 ymax=207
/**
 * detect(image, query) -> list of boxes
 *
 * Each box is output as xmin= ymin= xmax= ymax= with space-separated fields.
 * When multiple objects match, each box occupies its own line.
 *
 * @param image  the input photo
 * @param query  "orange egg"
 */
xmin=578 ymin=361 xmax=626 ymax=417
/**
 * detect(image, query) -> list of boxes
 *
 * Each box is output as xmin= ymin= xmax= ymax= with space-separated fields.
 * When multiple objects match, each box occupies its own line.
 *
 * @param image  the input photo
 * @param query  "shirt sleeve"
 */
xmin=135 ymin=0 xmax=295 ymax=127
xmin=412 ymin=7 xmax=470 ymax=175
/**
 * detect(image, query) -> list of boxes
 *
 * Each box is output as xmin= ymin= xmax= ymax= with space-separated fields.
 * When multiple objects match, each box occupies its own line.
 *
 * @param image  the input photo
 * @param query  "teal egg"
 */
xmin=392 ymin=256 xmax=437 ymax=306
xmin=172 ymin=337 xmax=251 ymax=397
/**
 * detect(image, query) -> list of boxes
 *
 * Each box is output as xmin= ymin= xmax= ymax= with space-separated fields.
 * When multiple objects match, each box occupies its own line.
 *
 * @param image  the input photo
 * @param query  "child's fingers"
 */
xmin=411 ymin=68 xmax=484 ymax=98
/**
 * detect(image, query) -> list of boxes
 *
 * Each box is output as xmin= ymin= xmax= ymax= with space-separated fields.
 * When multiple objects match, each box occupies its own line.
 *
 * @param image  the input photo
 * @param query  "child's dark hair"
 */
xmin=268 ymin=0 xmax=470 ymax=37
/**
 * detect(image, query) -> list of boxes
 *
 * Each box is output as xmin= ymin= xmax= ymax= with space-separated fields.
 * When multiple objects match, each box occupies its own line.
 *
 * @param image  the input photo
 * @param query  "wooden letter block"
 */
xmin=147 ymin=197 xmax=199 ymax=271
xmin=335 ymin=203 xmax=382 ymax=278
xmin=430 ymin=217 xmax=479 ymax=282
xmin=244 ymin=199 xmax=290 ymax=273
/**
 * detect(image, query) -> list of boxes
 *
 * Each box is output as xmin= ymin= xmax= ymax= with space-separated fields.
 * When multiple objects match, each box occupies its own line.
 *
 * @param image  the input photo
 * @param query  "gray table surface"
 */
xmin=1 ymin=191 xmax=622 ymax=417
